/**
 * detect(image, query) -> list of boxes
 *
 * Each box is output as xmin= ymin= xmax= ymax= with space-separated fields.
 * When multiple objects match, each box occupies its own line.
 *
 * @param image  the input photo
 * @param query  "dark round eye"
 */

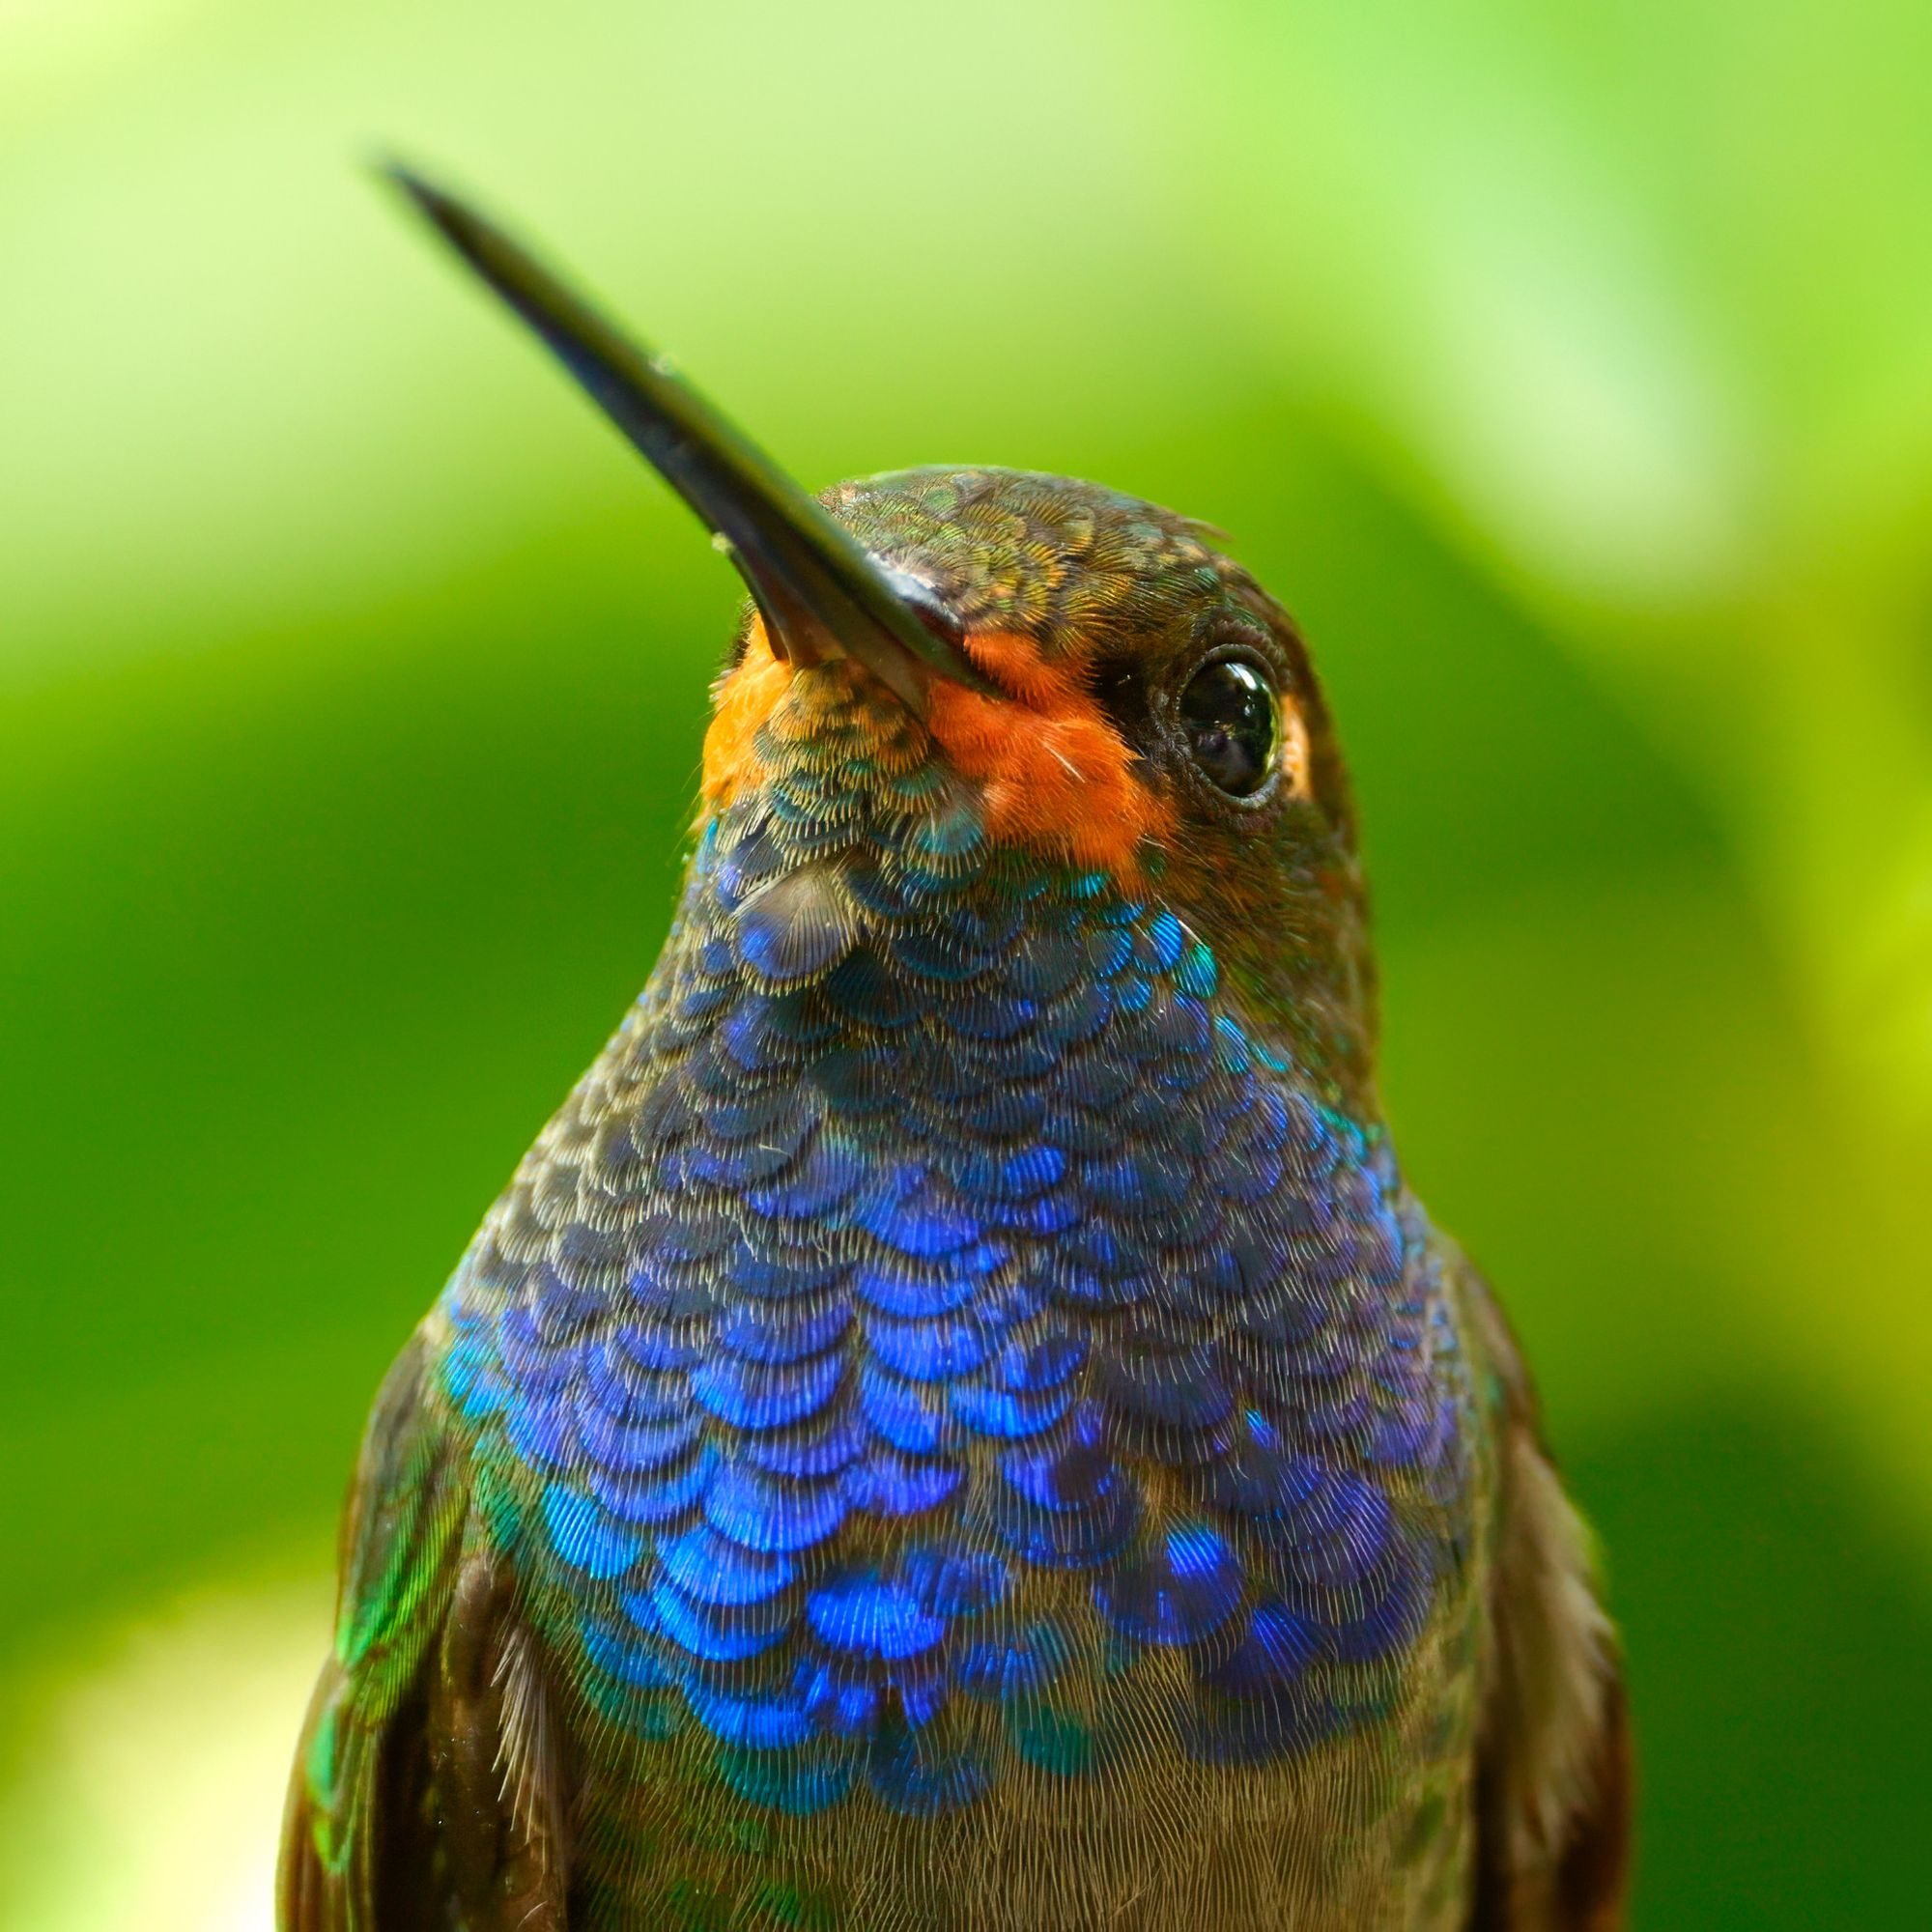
xmin=1178 ymin=658 xmax=1280 ymax=796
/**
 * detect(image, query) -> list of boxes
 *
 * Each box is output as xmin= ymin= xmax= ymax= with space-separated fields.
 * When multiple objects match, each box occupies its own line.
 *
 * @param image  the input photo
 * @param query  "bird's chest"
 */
xmin=550 ymin=1537 xmax=1491 ymax=1931
xmin=442 ymin=826 xmax=1491 ymax=1928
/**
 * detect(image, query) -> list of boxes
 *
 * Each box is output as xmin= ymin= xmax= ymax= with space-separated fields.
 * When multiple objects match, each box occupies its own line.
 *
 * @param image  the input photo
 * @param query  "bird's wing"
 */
xmin=1464 ymin=1269 xmax=1634 ymax=1932
xmin=277 ymin=1325 xmax=572 ymax=1931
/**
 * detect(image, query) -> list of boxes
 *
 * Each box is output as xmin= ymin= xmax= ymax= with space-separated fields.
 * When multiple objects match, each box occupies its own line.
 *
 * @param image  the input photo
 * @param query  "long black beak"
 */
xmin=381 ymin=163 xmax=991 ymax=714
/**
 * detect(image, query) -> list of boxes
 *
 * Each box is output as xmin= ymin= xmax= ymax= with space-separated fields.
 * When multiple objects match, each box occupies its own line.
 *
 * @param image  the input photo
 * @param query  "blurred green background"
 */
xmin=4 ymin=1 xmax=1930 ymax=1925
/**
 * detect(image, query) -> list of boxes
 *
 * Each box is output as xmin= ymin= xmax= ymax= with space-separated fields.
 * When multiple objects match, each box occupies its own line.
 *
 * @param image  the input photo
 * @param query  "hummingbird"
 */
xmin=279 ymin=168 xmax=1630 ymax=1932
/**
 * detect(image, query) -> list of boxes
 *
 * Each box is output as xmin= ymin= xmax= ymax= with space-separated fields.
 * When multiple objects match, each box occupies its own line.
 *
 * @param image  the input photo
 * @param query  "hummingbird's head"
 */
xmin=389 ymin=171 xmax=1376 ymax=1100
xmin=702 ymin=469 xmax=1374 ymax=1092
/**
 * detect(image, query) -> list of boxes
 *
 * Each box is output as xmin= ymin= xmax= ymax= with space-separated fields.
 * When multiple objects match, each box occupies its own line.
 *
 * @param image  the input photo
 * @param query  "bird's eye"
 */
xmin=1179 ymin=658 xmax=1280 ymax=797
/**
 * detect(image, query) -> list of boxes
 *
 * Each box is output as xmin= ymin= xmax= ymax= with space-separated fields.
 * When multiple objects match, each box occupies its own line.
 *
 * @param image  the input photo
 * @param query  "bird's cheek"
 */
xmin=701 ymin=650 xmax=793 ymax=810
xmin=928 ymin=684 xmax=1173 ymax=884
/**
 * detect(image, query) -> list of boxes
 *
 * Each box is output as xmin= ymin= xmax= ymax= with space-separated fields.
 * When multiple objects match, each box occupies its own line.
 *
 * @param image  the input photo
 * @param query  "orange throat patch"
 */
xmin=700 ymin=624 xmax=1174 ymax=882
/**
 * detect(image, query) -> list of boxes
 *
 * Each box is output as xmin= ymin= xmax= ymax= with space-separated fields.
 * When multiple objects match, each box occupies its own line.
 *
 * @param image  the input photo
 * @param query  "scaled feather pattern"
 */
xmin=282 ymin=469 xmax=1627 ymax=1932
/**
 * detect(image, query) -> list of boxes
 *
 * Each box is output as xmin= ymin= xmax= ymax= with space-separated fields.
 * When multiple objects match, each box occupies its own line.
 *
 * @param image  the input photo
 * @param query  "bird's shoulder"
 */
xmin=279 ymin=1319 xmax=569 ymax=1932
xmin=1449 ymin=1252 xmax=1633 ymax=1931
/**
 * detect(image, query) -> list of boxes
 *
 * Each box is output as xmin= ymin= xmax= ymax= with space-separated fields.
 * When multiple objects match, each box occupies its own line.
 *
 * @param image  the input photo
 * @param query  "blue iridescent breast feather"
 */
xmin=438 ymin=667 xmax=1475 ymax=1821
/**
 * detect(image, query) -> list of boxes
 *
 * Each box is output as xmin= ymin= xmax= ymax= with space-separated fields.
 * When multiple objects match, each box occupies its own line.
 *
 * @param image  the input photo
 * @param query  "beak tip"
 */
xmin=367 ymin=150 xmax=430 ymax=209
xmin=371 ymin=155 xmax=495 ymax=272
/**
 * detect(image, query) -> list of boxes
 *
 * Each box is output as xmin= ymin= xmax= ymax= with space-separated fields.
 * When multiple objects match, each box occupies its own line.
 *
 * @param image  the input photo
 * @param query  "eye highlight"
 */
xmin=1179 ymin=658 xmax=1280 ymax=797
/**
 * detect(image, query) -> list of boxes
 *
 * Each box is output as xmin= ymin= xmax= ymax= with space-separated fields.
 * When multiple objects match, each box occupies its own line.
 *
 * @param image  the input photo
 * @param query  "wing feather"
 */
xmin=277 ymin=1329 xmax=465 ymax=1932
xmin=1466 ymin=1273 xmax=1633 ymax=1931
